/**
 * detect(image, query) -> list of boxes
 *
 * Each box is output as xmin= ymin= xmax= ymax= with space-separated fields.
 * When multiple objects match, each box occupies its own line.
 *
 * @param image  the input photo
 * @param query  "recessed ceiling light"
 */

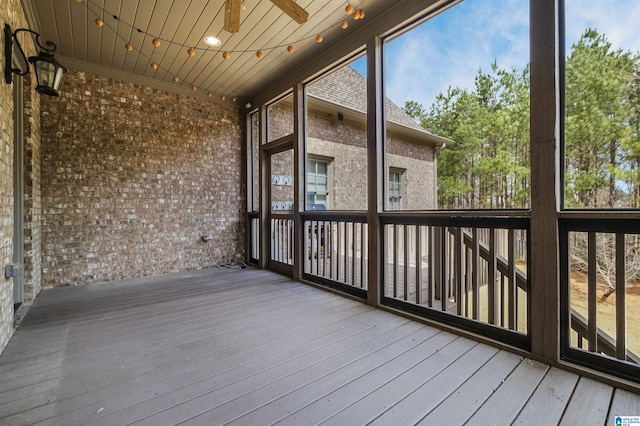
xmin=204 ymin=36 xmax=222 ymax=47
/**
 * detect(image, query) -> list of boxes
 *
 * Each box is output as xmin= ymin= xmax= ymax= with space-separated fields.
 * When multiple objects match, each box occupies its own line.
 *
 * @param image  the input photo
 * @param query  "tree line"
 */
xmin=404 ymin=29 xmax=640 ymax=210
xmin=403 ymin=29 xmax=640 ymax=295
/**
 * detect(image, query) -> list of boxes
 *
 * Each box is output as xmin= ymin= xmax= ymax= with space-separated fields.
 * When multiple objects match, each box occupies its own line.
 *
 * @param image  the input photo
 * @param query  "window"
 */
xmin=307 ymin=158 xmax=330 ymax=209
xmin=388 ymin=168 xmax=404 ymax=210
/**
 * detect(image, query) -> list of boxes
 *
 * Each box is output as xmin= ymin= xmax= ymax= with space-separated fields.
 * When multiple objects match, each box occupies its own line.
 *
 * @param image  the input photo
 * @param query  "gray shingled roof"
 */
xmin=306 ymin=65 xmax=433 ymax=136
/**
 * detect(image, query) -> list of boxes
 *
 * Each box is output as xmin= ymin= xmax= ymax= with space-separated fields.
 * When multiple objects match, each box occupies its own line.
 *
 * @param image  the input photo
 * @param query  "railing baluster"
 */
xmin=488 ymin=228 xmax=497 ymax=325
xmin=441 ymin=226 xmax=448 ymax=312
xmin=472 ymin=228 xmax=480 ymax=320
xmin=404 ymin=225 xmax=410 ymax=301
xmin=508 ymin=228 xmax=516 ymax=330
xmin=587 ymin=231 xmax=597 ymax=352
xmin=616 ymin=233 xmax=626 ymax=360
xmin=428 ymin=226 xmax=434 ymax=308
xmin=393 ymin=225 xmax=398 ymax=298
xmin=351 ymin=222 xmax=356 ymax=287
xmin=416 ymin=225 xmax=422 ymax=305
xmin=455 ymin=227 xmax=464 ymax=316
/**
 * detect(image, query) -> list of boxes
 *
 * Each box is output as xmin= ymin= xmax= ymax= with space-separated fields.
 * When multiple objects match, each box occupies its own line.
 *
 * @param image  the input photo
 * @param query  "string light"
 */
xmin=76 ymin=0 xmax=367 ymax=103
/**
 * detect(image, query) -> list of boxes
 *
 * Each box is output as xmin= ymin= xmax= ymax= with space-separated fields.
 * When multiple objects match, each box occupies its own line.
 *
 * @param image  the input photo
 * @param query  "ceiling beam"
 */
xmin=270 ymin=0 xmax=309 ymax=25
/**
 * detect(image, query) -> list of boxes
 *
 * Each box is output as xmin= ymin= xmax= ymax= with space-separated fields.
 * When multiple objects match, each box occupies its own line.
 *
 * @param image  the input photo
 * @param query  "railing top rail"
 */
xmin=301 ymin=211 xmax=368 ymax=222
xmin=559 ymin=216 xmax=640 ymax=233
xmin=380 ymin=212 xmax=529 ymax=228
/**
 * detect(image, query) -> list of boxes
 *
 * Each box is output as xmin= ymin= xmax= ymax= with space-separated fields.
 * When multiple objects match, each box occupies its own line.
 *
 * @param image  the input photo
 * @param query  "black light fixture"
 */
xmin=4 ymin=24 xmax=66 ymax=96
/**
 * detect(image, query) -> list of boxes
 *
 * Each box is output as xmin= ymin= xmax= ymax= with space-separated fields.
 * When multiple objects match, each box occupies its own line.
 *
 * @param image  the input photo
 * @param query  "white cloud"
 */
xmin=384 ymin=0 xmax=640 ymax=111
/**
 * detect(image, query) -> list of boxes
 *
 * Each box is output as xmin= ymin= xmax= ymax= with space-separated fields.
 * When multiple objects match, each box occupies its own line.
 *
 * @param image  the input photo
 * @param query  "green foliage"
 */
xmin=403 ymin=28 xmax=640 ymax=209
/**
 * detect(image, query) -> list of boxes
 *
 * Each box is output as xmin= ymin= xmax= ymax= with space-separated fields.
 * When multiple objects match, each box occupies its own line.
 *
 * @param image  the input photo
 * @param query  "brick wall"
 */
xmin=307 ymin=108 xmax=437 ymax=211
xmin=40 ymin=70 xmax=245 ymax=286
xmin=0 ymin=0 xmax=40 ymax=353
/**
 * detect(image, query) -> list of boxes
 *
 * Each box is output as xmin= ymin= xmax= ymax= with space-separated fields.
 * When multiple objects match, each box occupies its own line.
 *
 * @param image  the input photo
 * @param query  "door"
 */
xmin=266 ymin=145 xmax=295 ymax=276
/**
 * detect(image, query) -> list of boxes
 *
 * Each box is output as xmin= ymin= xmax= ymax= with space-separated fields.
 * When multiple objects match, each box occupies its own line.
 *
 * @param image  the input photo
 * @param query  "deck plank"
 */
xmin=0 ymin=268 xmax=637 ymax=426
xmin=417 ymin=350 xmax=524 ymax=425
xmin=559 ymin=376 xmax=614 ymax=426
xmin=608 ymin=389 xmax=640 ymax=424
xmin=513 ymin=367 xmax=579 ymax=425
xmin=465 ymin=358 xmax=549 ymax=425
xmin=369 ymin=343 xmax=500 ymax=426
xmin=228 ymin=328 xmax=453 ymax=426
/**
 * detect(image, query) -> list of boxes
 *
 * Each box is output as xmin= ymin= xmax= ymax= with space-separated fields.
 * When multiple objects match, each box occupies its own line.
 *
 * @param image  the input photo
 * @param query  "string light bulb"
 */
xmin=232 ymin=97 xmax=237 ymax=102
xmin=150 ymin=63 xmax=158 ymax=70
xmin=95 ymin=18 xmax=104 ymax=27
xmin=359 ymin=9 xmax=365 ymax=19
xmin=152 ymin=38 xmax=160 ymax=47
xmin=353 ymin=9 xmax=361 ymax=19
xmin=222 ymin=51 xmax=230 ymax=60
xmin=191 ymin=85 xmax=197 ymax=91
xmin=256 ymin=51 xmax=264 ymax=59
xmin=187 ymin=48 xmax=196 ymax=56
xmin=173 ymin=76 xmax=179 ymax=82
xmin=287 ymin=45 xmax=294 ymax=53
xmin=221 ymin=95 xmax=226 ymax=101
xmin=316 ymin=34 xmax=323 ymax=42
xmin=207 ymin=92 xmax=213 ymax=98
xmin=341 ymin=20 xmax=349 ymax=29
xmin=345 ymin=4 xmax=353 ymax=14
xmin=125 ymin=43 xmax=133 ymax=51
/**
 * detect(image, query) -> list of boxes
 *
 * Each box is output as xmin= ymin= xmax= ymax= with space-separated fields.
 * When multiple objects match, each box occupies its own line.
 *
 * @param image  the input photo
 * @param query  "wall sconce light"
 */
xmin=4 ymin=24 xmax=67 ymax=96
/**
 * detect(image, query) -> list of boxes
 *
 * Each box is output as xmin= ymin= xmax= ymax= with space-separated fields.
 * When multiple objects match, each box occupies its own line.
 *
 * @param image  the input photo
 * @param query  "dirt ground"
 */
xmin=570 ymin=271 xmax=640 ymax=356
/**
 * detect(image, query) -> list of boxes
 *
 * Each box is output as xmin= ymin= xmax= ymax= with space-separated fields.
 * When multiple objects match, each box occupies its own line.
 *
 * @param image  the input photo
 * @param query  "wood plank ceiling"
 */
xmin=19 ymin=0 xmax=381 ymax=106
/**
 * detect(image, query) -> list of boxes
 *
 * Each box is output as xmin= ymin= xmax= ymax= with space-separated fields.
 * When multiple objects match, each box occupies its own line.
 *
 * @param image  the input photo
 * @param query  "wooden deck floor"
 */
xmin=0 ymin=268 xmax=638 ymax=425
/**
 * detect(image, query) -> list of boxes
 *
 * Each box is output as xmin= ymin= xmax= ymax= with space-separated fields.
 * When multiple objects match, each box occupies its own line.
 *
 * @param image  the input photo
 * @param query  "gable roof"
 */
xmin=306 ymin=65 xmax=451 ymax=146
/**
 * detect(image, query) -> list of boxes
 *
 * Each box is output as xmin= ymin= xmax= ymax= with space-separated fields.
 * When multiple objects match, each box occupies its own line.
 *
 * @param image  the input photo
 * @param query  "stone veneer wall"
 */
xmin=40 ymin=70 xmax=245 ymax=286
xmin=0 ymin=0 xmax=41 ymax=353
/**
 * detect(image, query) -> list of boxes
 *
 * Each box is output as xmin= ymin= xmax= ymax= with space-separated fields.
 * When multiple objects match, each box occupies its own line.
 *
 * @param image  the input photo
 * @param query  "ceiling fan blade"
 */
xmin=224 ymin=0 xmax=241 ymax=33
xmin=270 ymin=0 xmax=309 ymax=25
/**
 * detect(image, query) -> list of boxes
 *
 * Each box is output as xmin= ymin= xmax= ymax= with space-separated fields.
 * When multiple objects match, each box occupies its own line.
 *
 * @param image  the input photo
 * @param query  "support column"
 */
xmin=529 ymin=0 xmax=561 ymax=361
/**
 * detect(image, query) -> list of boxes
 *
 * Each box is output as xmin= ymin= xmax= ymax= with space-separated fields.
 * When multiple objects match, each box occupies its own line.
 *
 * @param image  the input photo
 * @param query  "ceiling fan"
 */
xmin=224 ymin=0 xmax=309 ymax=33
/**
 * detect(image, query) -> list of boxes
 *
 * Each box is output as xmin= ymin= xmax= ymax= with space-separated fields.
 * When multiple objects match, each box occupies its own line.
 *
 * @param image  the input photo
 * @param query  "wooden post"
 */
xmin=293 ymin=83 xmax=305 ymax=281
xmin=530 ymin=0 xmax=561 ymax=361
xmin=367 ymin=36 xmax=384 ymax=307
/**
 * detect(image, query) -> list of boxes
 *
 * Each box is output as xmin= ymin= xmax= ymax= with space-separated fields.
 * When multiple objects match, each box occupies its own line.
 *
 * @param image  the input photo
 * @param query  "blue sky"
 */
xmin=353 ymin=0 xmax=640 ymax=111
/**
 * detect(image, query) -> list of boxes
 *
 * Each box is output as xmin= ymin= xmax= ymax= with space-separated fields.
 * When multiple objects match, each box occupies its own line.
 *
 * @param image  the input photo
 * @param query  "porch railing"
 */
xmin=560 ymin=216 xmax=640 ymax=383
xmin=271 ymin=215 xmax=294 ymax=266
xmin=302 ymin=212 xmax=368 ymax=299
xmin=380 ymin=213 xmax=530 ymax=350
